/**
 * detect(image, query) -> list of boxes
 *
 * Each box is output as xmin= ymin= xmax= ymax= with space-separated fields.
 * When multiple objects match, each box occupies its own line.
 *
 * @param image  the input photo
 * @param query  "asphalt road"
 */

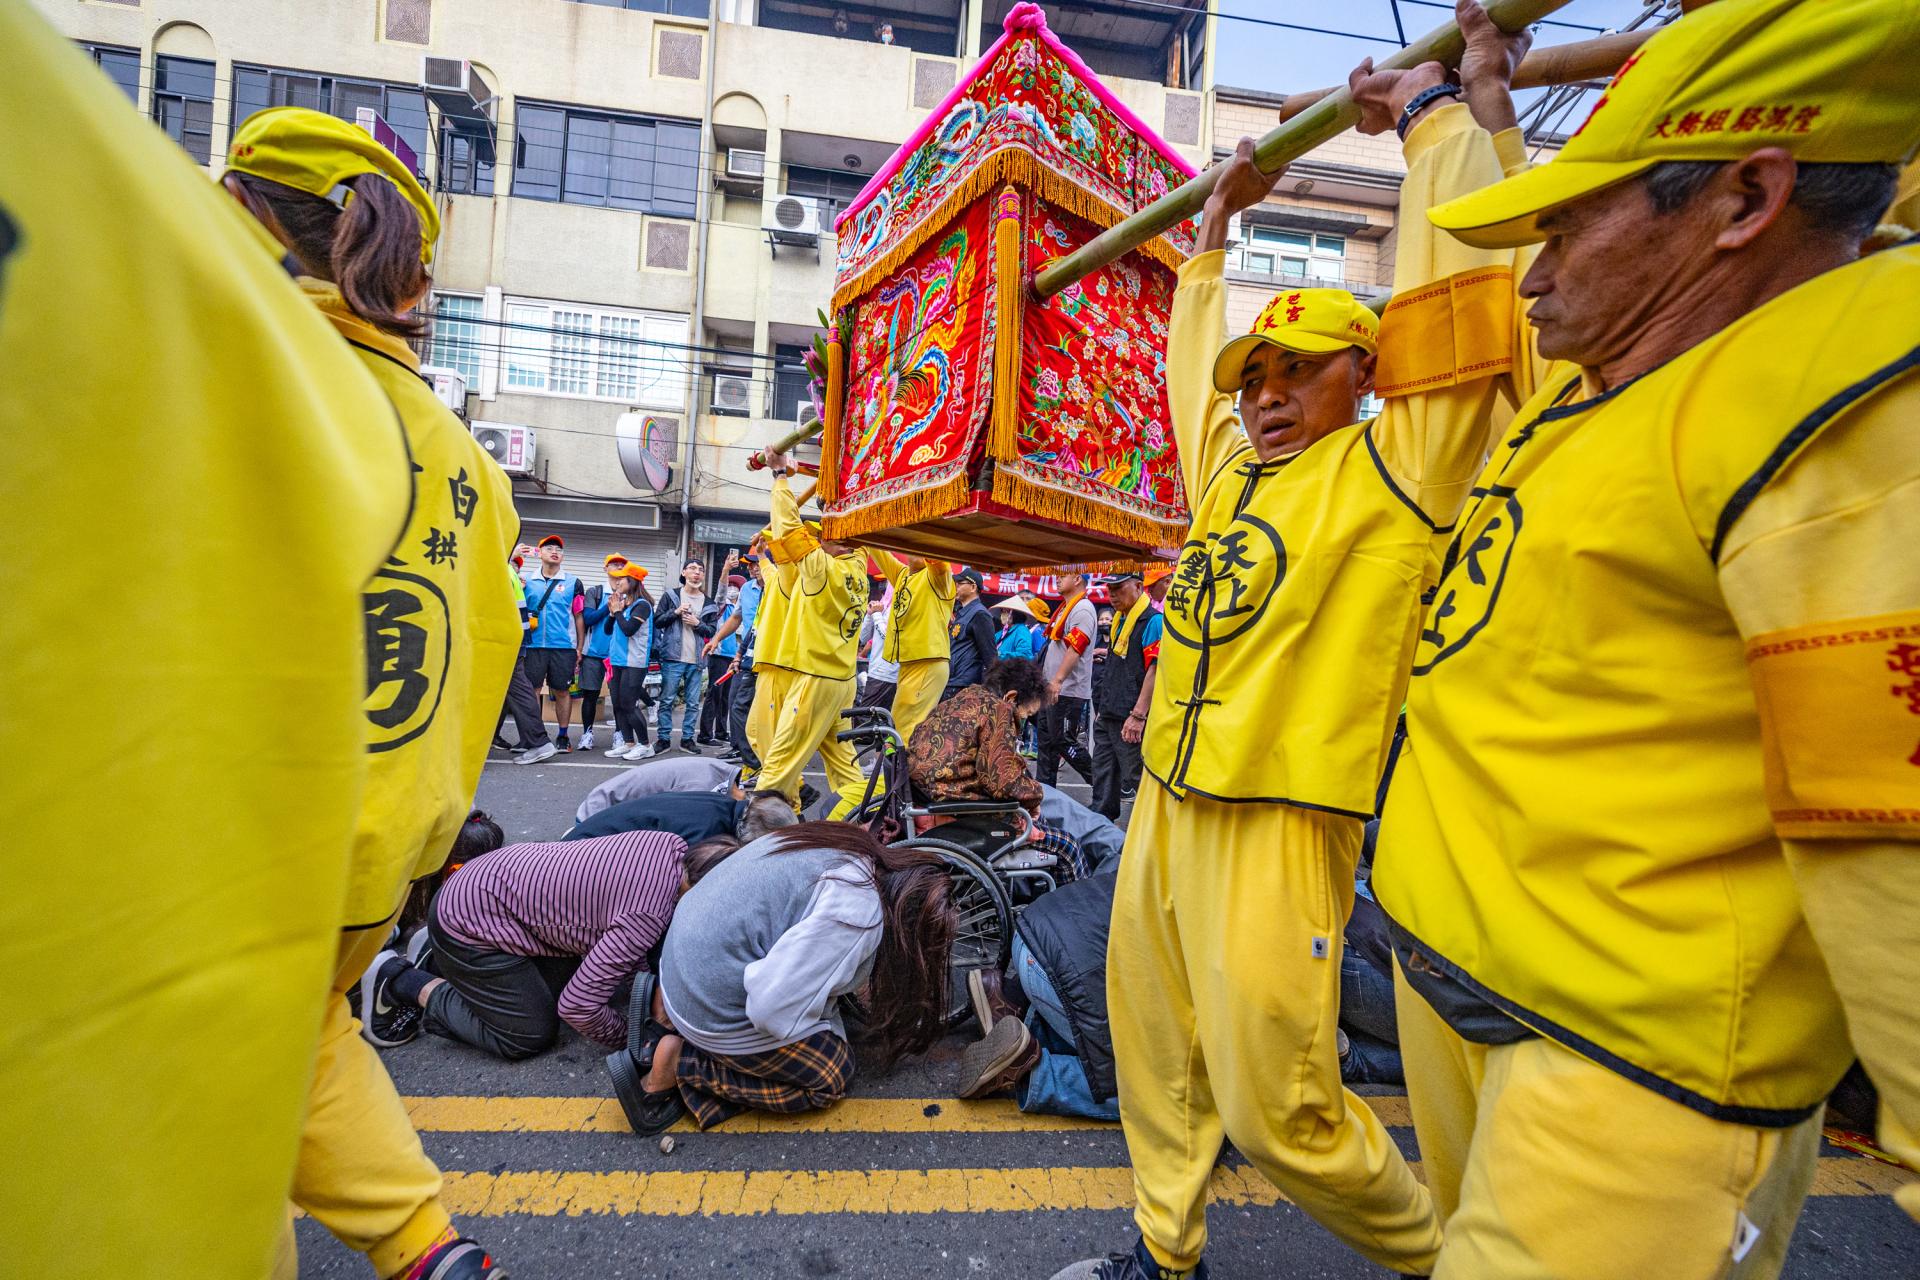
xmin=291 ymin=732 xmax=1920 ymax=1279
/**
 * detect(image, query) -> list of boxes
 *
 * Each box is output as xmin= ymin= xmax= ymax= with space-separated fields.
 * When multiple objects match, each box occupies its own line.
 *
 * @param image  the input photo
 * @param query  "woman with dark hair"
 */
xmin=606 ymin=563 xmax=656 ymax=760
xmin=395 ymin=810 xmax=507 ymax=938
xmin=908 ymin=659 xmax=1090 ymax=881
xmin=220 ymin=106 xmax=521 ymax=1280
xmin=363 ymin=830 xmax=743 ymax=1061
xmin=626 ymin=822 xmax=955 ymax=1132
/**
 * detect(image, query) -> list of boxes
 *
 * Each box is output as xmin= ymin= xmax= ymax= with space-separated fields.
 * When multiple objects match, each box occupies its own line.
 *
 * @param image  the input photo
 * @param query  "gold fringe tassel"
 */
xmin=819 ymin=327 xmax=846 ymax=504
xmin=989 ymin=185 xmax=1025 ymax=468
xmin=820 ymin=470 xmax=972 ymax=543
xmin=989 ymin=466 xmax=1186 ymax=551
xmin=832 ymin=147 xmax=1189 ymax=313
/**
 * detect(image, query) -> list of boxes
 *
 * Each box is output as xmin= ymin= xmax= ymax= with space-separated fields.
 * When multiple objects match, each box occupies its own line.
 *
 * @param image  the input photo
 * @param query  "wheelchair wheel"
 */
xmin=894 ymin=837 xmax=1014 ymax=1029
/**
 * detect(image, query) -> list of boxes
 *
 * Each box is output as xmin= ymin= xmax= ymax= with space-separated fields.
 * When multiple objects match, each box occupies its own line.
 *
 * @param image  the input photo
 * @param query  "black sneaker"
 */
xmin=799 ymin=782 xmax=821 ymax=812
xmin=409 ymin=1236 xmax=507 ymax=1279
xmin=1048 ymin=1240 xmax=1209 ymax=1280
xmin=555 ymin=735 xmax=572 ymax=754
xmin=358 ymin=950 xmax=421 ymax=1048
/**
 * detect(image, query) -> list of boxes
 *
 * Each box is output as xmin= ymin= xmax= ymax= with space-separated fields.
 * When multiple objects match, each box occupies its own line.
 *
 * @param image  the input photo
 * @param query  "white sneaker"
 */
xmin=604 ymin=736 xmax=630 ymax=758
xmin=622 ymin=742 xmax=650 ymax=760
xmin=514 ymin=741 xmax=558 ymax=765
xmin=579 ymin=729 xmax=596 ymax=751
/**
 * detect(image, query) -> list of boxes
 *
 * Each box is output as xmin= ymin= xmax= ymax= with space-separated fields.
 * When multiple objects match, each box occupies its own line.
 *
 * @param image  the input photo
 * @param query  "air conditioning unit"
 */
xmin=420 ymin=365 xmax=468 ymax=415
xmin=421 ymin=56 xmax=487 ymax=103
xmin=471 ymin=422 xmax=536 ymax=475
xmin=710 ymin=373 xmax=755 ymax=417
xmin=763 ymin=193 xmax=824 ymax=244
xmin=726 ymin=149 xmax=766 ymax=180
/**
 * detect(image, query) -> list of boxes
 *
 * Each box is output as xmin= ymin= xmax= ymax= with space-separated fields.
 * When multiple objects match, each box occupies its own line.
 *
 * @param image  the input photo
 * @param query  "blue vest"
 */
xmin=611 ymin=604 xmax=653 ymax=670
xmin=522 ymin=571 xmax=580 ymax=650
xmin=582 ymin=587 xmax=615 ymax=661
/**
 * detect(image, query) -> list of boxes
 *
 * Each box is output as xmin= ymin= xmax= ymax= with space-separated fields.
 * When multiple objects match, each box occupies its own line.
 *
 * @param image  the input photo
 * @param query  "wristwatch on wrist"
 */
xmin=1397 ymin=82 xmax=1464 ymax=140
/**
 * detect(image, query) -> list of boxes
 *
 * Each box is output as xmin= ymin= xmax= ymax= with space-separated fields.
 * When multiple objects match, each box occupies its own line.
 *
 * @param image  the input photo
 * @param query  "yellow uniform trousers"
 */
xmin=1107 ymin=782 xmax=1440 ymax=1273
xmin=278 ymin=920 xmax=450 ymax=1279
xmin=889 ymin=656 xmax=949 ymax=747
xmin=755 ymin=671 xmax=862 ymax=815
xmin=743 ymin=664 xmax=797 ymax=784
xmin=1393 ymin=963 xmax=1823 ymax=1279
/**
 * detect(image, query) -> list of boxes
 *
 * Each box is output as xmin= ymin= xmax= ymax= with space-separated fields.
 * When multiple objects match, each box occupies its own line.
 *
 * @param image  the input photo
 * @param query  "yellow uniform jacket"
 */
xmin=305 ymin=284 xmax=522 ymax=928
xmin=1378 ymin=245 xmax=1920 ymax=1122
xmin=766 ymin=476 xmax=869 ymax=681
xmin=0 ymin=10 xmax=412 ymax=1274
xmin=872 ymin=549 xmax=955 ymax=665
xmin=1145 ymin=105 xmax=1534 ymax=814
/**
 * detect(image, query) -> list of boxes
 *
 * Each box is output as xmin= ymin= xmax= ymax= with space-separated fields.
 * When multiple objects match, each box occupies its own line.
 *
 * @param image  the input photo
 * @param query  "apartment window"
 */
xmin=566 ymin=0 xmax=711 ymax=13
xmin=82 ymin=44 xmax=141 ymax=102
xmin=771 ymin=343 xmax=814 ymax=423
xmin=1232 ymin=227 xmax=1346 ymax=285
xmin=500 ymin=297 xmax=689 ymax=409
xmin=511 ymin=102 xmax=698 ymax=217
xmin=426 ymin=294 xmax=486 ymax=385
xmin=784 ymin=165 xmax=871 ymax=225
xmin=152 ymin=56 xmax=216 ymax=165
xmin=232 ymin=65 xmax=431 ymax=176
xmin=439 ymin=122 xmax=495 ymax=196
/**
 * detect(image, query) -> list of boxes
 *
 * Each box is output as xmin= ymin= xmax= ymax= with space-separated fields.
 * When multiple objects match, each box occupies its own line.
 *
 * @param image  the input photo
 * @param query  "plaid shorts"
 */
xmin=676 ymin=1029 xmax=854 ymax=1130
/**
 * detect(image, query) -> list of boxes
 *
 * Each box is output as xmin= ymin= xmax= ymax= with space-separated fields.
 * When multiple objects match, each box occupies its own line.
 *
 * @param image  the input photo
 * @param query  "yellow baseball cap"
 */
xmin=226 ymin=106 xmax=441 ymax=265
xmin=1431 ymin=0 xmax=1920 ymax=250
xmin=1210 ymin=287 xmax=1380 ymax=393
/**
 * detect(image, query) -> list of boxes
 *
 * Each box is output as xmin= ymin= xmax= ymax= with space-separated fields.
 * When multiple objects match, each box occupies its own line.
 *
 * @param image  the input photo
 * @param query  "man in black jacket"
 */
xmin=955 ymin=872 xmax=1120 ymax=1119
xmin=1088 ymin=572 xmax=1161 ymax=821
xmin=942 ymin=568 xmax=999 ymax=700
xmin=648 ymin=558 xmax=720 ymax=755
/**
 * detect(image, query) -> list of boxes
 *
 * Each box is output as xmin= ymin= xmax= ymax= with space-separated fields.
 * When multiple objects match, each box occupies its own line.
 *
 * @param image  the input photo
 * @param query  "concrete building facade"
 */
xmin=41 ymin=0 xmax=1430 ymax=576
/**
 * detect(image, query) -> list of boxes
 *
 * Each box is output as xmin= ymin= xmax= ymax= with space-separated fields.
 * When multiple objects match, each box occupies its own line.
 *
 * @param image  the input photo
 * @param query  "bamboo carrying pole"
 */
xmin=1028 ymin=0 xmax=1575 ymax=300
xmin=1268 ymin=28 xmax=1650 ymax=127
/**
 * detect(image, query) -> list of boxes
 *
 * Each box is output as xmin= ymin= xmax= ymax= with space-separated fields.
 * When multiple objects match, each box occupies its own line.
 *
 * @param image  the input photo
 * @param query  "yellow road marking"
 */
xmin=404 ymin=1094 xmax=1413 ymax=1134
xmin=437 ymin=1158 xmax=1913 ymax=1218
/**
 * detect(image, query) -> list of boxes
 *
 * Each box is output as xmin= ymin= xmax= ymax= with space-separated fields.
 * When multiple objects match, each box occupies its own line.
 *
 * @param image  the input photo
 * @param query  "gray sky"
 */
xmin=1212 ymin=0 xmax=1661 ymax=124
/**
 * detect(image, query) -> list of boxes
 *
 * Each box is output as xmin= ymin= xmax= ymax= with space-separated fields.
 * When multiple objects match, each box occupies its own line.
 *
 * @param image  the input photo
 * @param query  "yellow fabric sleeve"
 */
xmin=1369 ymin=104 xmax=1557 ymax=525
xmin=870 ymin=547 xmax=907 ymax=586
xmin=766 ymin=475 xmax=822 ymax=586
xmin=1167 ymin=249 xmax=1249 ymax=507
xmin=1719 ymin=379 xmax=1920 ymax=840
xmin=1718 ymin=374 xmax=1920 ymax=1219
xmin=1782 ymin=843 xmax=1920 ymax=1222
xmin=925 ymin=558 xmax=954 ymax=596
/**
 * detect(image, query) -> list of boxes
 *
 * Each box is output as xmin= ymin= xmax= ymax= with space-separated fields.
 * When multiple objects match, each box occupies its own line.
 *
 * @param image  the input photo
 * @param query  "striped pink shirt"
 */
xmin=434 ymin=830 xmax=687 ymax=1047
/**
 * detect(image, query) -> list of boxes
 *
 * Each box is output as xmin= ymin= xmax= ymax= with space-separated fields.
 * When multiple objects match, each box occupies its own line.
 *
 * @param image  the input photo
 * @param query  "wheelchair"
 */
xmin=833 ymin=705 xmax=1065 ymax=1027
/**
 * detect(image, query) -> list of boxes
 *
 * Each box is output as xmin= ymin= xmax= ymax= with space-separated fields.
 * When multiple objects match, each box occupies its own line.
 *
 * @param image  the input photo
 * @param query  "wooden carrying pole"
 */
xmin=1029 ymin=0 xmax=1575 ymax=300
xmin=1268 ymin=28 xmax=1650 ymax=126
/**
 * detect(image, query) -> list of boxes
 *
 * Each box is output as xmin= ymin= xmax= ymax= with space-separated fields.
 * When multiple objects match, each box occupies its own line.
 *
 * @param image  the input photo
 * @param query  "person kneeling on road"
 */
xmin=362 ymin=831 xmax=742 ymax=1061
xmin=574 ymin=753 xmax=742 ymax=825
xmin=958 ymin=859 xmax=1407 ymax=1114
xmin=565 ymin=781 xmax=803 ymax=844
xmin=610 ymin=822 xmax=956 ymax=1134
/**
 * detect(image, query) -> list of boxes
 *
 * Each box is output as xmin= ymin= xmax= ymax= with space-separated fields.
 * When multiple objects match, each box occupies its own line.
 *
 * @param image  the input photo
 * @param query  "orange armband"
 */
xmin=1373 ymin=266 xmax=1516 ymax=398
xmin=1746 ymin=608 xmax=1920 ymax=840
